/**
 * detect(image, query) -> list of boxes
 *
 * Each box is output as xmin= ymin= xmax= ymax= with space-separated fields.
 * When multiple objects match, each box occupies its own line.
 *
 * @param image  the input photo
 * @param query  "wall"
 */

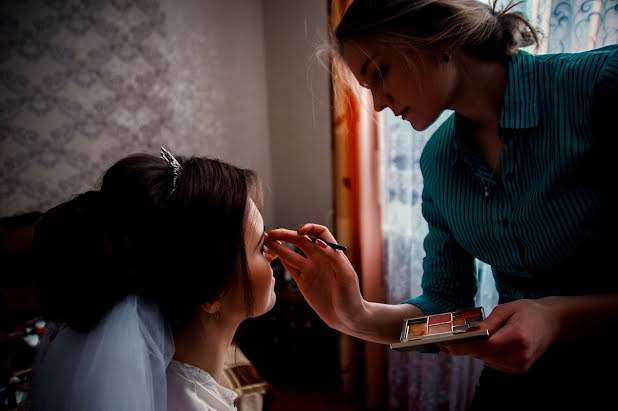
xmin=0 ymin=0 xmax=275 ymax=226
xmin=161 ymin=0 xmax=274 ymax=225
xmin=262 ymin=0 xmax=332 ymax=230
xmin=0 ymin=0 xmax=331 ymax=230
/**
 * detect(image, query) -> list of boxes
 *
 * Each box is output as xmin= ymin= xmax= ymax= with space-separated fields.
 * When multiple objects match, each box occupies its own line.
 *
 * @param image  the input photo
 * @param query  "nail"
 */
xmin=316 ymin=239 xmax=328 ymax=249
xmin=307 ymin=235 xmax=347 ymax=251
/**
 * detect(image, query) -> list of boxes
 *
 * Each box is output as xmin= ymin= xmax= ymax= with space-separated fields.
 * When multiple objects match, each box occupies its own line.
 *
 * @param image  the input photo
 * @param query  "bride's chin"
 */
xmin=266 ymin=295 xmax=276 ymax=312
xmin=252 ymin=296 xmax=276 ymax=318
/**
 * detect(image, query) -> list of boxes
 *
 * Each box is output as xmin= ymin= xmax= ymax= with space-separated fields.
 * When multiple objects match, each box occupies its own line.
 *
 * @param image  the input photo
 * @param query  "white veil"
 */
xmin=29 ymin=295 xmax=174 ymax=411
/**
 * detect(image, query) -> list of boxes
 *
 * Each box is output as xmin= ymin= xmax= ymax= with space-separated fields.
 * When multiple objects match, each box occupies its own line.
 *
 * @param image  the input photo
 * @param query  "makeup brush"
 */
xmin=307 ymin=235 xmax=347 ymax=251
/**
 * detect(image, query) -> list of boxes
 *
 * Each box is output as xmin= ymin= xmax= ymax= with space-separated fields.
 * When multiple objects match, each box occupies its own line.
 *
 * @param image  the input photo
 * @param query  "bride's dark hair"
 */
xmin=33 ymin=153 xmax=262 ymax=335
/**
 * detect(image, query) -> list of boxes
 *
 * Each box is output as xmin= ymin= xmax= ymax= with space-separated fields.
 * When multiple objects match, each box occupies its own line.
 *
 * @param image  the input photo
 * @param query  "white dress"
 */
xmin=167 ymin=359 xmax=238 ymax=411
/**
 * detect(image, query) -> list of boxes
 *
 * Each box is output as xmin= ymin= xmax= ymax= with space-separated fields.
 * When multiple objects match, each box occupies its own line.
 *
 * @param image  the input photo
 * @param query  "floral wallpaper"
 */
xmin=0 ymin=0 xmax=224 ymax=217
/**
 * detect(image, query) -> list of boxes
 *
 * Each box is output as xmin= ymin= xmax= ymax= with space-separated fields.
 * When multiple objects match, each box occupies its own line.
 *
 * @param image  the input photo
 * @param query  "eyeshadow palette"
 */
xmin=390 ymin=307 xmax=490 ymax=352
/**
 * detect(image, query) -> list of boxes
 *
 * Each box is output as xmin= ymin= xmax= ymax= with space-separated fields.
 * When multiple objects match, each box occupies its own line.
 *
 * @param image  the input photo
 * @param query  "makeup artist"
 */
xmin=265 ymin=0 xmax=618 ymax=409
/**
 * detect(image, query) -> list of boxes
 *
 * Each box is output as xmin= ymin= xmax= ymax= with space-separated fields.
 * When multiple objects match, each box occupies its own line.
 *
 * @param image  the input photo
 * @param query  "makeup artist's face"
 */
xmin=243 ymin=199 xmax=276 ymax=317
xmin=342 ymin=39 xmax=456 ymax=131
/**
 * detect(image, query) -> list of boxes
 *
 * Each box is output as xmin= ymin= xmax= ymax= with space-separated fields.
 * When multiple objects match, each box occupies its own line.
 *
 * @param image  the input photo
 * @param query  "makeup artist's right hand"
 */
xmin=440 ymin=299 xmax=560 ymax=374
xmin=265 ymin=224 xmax=367 ymax=334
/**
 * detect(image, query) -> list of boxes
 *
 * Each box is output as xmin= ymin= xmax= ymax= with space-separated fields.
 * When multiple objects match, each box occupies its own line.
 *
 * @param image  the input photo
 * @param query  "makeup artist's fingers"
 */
xmin=438 ymin=307 xmax=514 ymax=358
xmin=480 ymin=359 xmax=521 ymax=375
xmin=296 ymin=223 xmax=337 ymax=244
xmin=279 ymin=260 xmax=301 ymax=278
xmin=263 ymin=234 xmax=278 ymax=263
xmin=479 ymin=320 xmax=534 ymax=359
xmin=264 ymin=237 xmax=305 ymax=272
xmin=442 ymin=338 xmax=525 ymax=375
xmin=267 ymin=228 xmax=316 ymax=256
xmin=439 ymin=339 xmax=490 ymax=357
xmin=443 ymin=308 xmax=514 ymax=358
xmin=445 ymin=304 xmax=554 ymax=374
xmin=443 ymin=306 xmax=517 ymax=357
xmin=475 ymin=304 xmax=515 ymax=334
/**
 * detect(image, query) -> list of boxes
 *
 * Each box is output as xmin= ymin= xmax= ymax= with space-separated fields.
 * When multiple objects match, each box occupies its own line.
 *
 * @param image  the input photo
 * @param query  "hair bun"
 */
xmin=494 ymin=2 xmax=539 ymax=54
xmin=34 ymin=191 xmax=135 ymax=332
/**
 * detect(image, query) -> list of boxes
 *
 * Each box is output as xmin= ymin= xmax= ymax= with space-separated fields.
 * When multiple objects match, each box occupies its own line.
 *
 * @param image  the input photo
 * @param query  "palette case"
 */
xmin=390 ymin=307 xmax=490 ymax=352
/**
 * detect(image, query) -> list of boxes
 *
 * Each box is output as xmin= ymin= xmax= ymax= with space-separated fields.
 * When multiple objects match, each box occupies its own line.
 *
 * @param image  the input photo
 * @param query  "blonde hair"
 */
xmin=334 ymin=0 xmax=539 ymax=62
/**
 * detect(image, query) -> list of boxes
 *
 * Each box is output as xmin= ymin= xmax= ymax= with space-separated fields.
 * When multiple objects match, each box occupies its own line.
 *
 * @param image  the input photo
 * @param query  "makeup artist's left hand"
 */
xmin=440 ymin=299 xmax=561 ymax=374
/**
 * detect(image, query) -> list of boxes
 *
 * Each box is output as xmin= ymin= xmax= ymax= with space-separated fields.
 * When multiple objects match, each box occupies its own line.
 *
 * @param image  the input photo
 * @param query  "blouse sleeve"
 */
xmin=590 ymin=46 xmax=618 ymax=144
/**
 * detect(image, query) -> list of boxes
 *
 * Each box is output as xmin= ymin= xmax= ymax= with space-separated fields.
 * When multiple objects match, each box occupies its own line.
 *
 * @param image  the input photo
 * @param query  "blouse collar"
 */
xmin=168 ymin=359 xmax=238 ymax=407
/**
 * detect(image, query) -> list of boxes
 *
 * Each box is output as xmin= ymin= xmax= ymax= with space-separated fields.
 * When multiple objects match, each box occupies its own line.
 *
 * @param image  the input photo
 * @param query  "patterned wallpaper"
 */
xmin=0 ymin=0 xmax=224 ymax=217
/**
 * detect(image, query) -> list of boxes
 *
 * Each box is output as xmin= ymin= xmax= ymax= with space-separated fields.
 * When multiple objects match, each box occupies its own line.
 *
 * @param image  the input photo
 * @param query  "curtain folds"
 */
xmin=329 ymin=0 xmax=387 ymax=408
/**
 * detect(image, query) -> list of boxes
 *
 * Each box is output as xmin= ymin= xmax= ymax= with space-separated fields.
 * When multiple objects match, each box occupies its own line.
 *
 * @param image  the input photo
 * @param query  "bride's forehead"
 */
xmin=245 ymin=199 xmax=263 ymax=230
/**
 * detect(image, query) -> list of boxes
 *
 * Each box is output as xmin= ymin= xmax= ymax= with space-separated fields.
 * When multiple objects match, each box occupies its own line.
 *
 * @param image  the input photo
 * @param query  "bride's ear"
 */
xmin=199 ymin=301 xmax=222 ymax=318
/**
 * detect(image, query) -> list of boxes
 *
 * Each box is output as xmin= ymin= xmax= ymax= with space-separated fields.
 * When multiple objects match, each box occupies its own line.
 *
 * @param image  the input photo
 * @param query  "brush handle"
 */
xmin=307 ymin=235 xmax=347 ymax=251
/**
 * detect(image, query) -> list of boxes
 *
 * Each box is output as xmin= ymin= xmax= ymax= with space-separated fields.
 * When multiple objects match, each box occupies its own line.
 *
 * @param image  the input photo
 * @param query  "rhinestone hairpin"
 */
xmin=160 ymin=146 xmax=182 ymax=194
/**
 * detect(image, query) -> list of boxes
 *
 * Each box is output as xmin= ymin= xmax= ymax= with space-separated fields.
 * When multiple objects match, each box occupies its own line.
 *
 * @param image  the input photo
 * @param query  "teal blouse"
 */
xmin=403 ymin=45 xmax=618 ymax=315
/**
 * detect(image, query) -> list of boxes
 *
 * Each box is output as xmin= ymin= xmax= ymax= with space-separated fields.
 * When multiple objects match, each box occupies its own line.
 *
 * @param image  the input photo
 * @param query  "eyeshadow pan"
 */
xmin=408 ymin=322 xmax=428 ymax=338
xmin=466 ymin=316 xmax=483 ymax=325
xmin=454 ymin=308 xmax=482 ymax=317
xmin=428 ymin=313 xmax=451 ymax=325
xmin=458 ymin=313 xmax=482 ymax=320
xmin=453 ymin=325 xmax=469 ymax=332
xmin=453 ymin=317 xmax=466 ymax=326
xmin=428 ymin=323 xmax=452 ymax=334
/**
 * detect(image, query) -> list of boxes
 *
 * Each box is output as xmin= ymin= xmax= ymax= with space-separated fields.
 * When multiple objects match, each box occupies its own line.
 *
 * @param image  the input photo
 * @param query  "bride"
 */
xmin=29 ymin=148 xmax=277 ymax=411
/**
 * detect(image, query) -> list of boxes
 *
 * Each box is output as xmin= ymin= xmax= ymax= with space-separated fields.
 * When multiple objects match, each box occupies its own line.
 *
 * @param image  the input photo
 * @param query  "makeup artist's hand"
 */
xmin=265 ymin=224 xmax=367 ymax=334
xmin=440 ymin=299 xmax=561 ymax=374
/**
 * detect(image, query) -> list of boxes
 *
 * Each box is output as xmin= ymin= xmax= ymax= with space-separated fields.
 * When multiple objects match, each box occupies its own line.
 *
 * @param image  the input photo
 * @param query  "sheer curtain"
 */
xmin=381 ymin=1 xmax=617 ymax=410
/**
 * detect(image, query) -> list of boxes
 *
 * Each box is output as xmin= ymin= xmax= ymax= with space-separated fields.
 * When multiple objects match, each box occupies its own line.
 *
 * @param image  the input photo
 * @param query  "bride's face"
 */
xmin=216 ymin=199 xmax=275 ymax=322
xmin=242 ymin=199 xmax=276 ymax=316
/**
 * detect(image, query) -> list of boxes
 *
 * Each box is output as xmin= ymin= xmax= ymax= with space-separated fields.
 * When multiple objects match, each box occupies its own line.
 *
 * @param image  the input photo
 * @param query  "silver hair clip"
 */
xmin=160 ymin=146 xmax=182 ymax=194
